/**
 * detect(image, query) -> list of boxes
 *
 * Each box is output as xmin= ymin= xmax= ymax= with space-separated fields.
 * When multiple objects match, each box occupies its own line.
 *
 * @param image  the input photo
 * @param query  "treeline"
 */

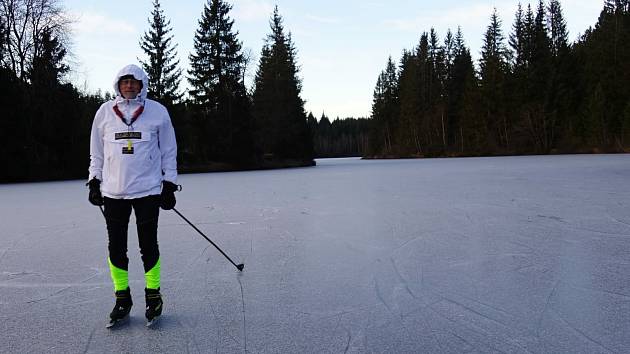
xmin=368 ymin=0 xmax=630 ymax=157
xmin=308 ymin=113 xmax=369 ymax=157
xmin=2 ymin=1 xmax=628 ymax=183
xmin=0 ymin=0 xmax=313 ymax=183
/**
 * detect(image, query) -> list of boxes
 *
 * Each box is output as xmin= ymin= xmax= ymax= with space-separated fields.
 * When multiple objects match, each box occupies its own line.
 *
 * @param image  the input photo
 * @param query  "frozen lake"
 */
xmin=1 ymin=155 xmax=630 ymax=353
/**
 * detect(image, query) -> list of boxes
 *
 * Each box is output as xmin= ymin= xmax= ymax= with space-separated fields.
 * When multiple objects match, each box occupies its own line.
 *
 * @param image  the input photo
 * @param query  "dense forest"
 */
xmin=368 ymin=0 xmax=630 ymax=157
xmin=308 ymin=113 xmax=369 ymax=158
xmin=0 ymin=0 xmax=628 ymax=183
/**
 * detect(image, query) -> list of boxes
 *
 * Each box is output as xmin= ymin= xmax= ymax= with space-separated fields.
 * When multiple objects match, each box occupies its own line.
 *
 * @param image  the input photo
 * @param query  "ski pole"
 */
xmin=172 ymin=208 xmax=244 ymax=272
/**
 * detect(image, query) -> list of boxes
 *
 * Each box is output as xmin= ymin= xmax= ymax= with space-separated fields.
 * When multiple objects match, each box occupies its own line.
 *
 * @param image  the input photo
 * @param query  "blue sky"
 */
xmin=65 ymin=0 xmax=602 ymax=119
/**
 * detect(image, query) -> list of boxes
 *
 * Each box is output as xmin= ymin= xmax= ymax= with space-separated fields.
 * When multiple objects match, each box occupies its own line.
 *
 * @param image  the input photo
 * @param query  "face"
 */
xmin=118 ymin=78 xmax=142 ymax=99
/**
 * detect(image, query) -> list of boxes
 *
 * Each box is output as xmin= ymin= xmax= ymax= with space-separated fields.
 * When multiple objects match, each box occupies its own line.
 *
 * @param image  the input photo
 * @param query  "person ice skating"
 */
xmin=87 ymin=64 xmax=178 ymax=327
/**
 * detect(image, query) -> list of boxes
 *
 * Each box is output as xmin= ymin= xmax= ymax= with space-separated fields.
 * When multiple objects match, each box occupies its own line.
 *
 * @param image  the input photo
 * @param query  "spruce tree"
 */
xmin=252 ymin=6 xmax=313 ymax=160
xmin=447 ymin=28 xmax=479 ymax=151
xmin=443 ymin=29 xmax=455 ymax=76
xmin=370 ymin=71 xmax=387 ymax=155
xmin=547 ymin=0 xmax=569 ymax=58
xmin=139 ymin=0 xmax=182 ymax=104
xmin=188 ymin=0 xmax=245 ymax=106
xmin=416 ymin=34 xmax=432 ymax=149
xmin=397 ymin=49 xmax=422 ymax=154
xmin=443 ymin=28 xmax=457 ymax=150
xmin=479 ymin=8 xmax=509 ymax=150
xmin=526 ymin=0 xmax=553 ymax=151
xmin=507 ymin=3 xmax=527 ymax=151
xmin=29 ymin=29 xmax=68 ymax=86
xmin=509 ymin=3 xmax=527 ymax=71
xmin=531 ymin=0 xmax=552 ymax=99
xmin=369 ymin=56 xmax=398 ymax=155
xmin=317 ymin=113 xmax=332 ymax=156
xmin=524 ymin=4 xmax=536 ymax=67
xmin=429 ymin=29 xmax=448 ymax=149
xmin=546 ymin=0 xmax=571 ymax=148
xmin=188 ymin=0 xmax=253 ymax=163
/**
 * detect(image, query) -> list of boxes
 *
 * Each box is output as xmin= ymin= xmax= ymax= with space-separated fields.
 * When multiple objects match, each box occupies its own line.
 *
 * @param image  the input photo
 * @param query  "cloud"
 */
xmin=232 ymin=0 xmax=274 ymax=22
xmin=71 ymin=11 xmax=136 ymax=35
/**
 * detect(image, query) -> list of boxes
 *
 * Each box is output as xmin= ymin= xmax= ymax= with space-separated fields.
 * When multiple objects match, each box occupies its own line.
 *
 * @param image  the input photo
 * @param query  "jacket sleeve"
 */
xmin=159 ymin=108 xmax=178 ymax=183
xmin=88 ymin=106 xmax=105 ymax=181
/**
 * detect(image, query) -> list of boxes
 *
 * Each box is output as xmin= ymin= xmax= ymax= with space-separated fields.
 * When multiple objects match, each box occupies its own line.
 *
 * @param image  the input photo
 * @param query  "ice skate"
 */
xmin=145 ymin=288 xmax=163 ymax=327
xmin=106 ymin=287 xmax=132 ymax=328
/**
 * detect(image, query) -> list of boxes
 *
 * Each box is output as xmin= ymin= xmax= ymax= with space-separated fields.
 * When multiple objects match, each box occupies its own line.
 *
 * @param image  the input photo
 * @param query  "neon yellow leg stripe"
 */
xmin=145 ymin=258 xmax=161 ymax=290
xmin=108 ymin=258 xmax=128 ymax=291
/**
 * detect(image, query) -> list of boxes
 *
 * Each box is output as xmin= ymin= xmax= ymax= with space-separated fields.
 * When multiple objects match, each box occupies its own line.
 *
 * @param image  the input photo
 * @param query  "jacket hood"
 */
xmin=113 ymin=64 xmax=148 ymax=101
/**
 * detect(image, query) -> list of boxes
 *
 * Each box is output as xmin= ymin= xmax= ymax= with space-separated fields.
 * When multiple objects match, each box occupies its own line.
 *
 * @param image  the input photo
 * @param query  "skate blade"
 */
xmin=106 ymin=314 xmax=129 ymax=329
xmin=146 ymin=316 xmax=160 ymax=328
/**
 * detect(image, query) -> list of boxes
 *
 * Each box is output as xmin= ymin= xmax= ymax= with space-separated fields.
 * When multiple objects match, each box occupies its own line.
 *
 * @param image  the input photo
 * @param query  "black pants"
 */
xmin=104 ymin=195 xmax=160 ymax=273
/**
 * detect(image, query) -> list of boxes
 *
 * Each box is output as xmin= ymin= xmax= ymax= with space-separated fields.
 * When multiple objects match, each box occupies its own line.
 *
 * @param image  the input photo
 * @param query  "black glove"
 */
xmin=160 ymin=181 xmax=179 ymax=210
xmin=87 ymin=178 xmax=104 ymax=206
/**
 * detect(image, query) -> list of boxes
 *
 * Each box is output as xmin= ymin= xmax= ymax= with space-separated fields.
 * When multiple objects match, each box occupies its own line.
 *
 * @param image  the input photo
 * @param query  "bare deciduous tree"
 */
xmin=0 ymin=0 xmax=69 ymax=81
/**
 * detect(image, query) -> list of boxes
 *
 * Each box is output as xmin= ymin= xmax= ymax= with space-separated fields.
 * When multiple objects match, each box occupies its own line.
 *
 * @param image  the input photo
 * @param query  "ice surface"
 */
xmin=1 ymin=155 xmax=629 ymax=353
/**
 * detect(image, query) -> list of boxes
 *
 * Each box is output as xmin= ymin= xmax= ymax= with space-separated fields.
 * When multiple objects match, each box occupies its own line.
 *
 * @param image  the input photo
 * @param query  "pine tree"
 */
xmin=188 ymin=0 xmax=245 ymax=106
xmin=187 ymin=0 xmax=253 ymax=163
xmin=429 ymin=28 xmax=448 ymax=150
xmin=526 ymin=0 xmax=553 ymax=151
xmin=546 ymin=0 xmax=571 ymax=149
xmin=531 ymin=0 xmax=553 ymax=97
xmin=547 ymin=0 xmax=569 ymax=58
xmin=307 ymin=111 xmax=317 ymax=146
xmin=479 ymin=8 xmax=509 ymax=150
xmin=416 ymin=34 xmax=431 ymax=149
xmin=443 ymin=29 xmax=455 ymax=76
xmin=369 ymin=56 xmax=398 ymax=155
xmin=443 ymin=28 xmax=458 ymax=150
xmin=509 ymin=3 xmax=527 ymax=71
xmin=397 ymin=49 xmax=422 ymax=154
xmin=316 ymin=113 xmax=332 ymax=156
xmin=524 ymin=4 xmax=536 ymax=66
xmin=252 ymin=6 xmax=313 ymax=160
xmin=139 ymin=0 xmax=182 ymax=104
xmin=507 ymin=3 xmax=528 ymax=152
xmin=369 ymin=72 xmax=387 ymax=155
xmin=448 ymin=30 xmax=482 ymax=153
xmin=29 ymin=29 xmax=68 ymax=86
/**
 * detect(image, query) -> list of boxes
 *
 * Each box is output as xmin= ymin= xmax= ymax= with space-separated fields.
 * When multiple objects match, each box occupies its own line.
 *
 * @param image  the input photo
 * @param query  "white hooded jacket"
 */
xmin=88 ymin=64 xmax=177 ymax=199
